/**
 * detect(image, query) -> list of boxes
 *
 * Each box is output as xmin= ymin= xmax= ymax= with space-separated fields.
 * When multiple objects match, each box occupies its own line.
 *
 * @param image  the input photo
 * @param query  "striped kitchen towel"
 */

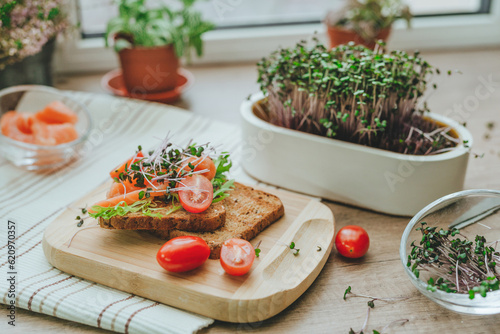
xmin=0 ymin=91 xmax=257 ymax=333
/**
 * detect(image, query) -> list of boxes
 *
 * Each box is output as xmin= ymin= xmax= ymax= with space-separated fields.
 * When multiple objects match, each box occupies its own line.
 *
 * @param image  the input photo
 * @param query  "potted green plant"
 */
xmin=105 ymin=0 xmax=214 ymax=94
xmin=241 ymin=41 xmax=472 ymax=216
xmin=0 ymin=0 xmax=68 ymax=89
xmin=324 ymin=0 xmax=412 ymax=49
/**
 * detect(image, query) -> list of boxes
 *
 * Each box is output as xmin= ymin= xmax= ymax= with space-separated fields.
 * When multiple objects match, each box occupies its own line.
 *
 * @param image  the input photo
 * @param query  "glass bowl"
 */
xmin=0 ymin=85 xmax=92 ymax=170
xmin=400 ymin=189 xmax=500 ymax=315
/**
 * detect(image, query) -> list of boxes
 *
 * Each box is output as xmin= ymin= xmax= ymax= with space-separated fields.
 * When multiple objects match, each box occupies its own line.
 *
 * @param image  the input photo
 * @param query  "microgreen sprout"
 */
xmin=473 ymin=153 xmax=485 ymax=159
xmin=257 ymin=41 xmax=458 ymax=155
xmin=408 ymin=222 xmax=500 ymax=299
xmin=349 ymin=307 xmax=370 ymax=334
xmin=345 ymin=285 xmax=410 ymax=334
xmin=373 ymin=319 xmax=409 ymax=334
xmin=343 ymin=286 xmax=409 ymax=303
xmin=254 ymin=240 xmax=262 ymax=258
xmin=289 ymin=242 xmax=300 ymax=256
xmin=68 ymin=224 xmax=100 ymax=247
xmin=77 ymin=220 xmax=84 ymax=227
xmin=349 ymin=311 xmax=409 ymax=334
xmin=344 ymin=286 xmax=352 ymax=300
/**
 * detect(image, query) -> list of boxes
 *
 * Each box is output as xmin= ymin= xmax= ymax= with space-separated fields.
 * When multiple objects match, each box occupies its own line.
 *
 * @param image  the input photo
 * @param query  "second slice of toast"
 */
xmin=149 ymin=183 xmax=285 ymax=259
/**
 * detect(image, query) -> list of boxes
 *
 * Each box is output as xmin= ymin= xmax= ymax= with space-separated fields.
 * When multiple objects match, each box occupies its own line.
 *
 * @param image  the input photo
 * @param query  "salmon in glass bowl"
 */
xmin=0 ymin=85 xmax=92 ymax=170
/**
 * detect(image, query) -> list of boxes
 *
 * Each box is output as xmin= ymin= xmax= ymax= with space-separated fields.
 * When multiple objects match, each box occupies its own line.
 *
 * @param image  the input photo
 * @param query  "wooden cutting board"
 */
xmin=42 ymin=182 xmax=335 ymax=323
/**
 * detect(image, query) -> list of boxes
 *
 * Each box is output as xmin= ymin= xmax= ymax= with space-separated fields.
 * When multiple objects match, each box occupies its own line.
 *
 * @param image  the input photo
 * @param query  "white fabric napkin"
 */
xmin=0 ymin=91 xmax=257 ymax=333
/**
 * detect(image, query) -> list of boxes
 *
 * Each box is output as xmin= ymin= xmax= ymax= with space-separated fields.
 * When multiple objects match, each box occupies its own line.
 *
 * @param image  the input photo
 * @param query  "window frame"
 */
xmin=55 ymin=0 xmax=500 ymax=73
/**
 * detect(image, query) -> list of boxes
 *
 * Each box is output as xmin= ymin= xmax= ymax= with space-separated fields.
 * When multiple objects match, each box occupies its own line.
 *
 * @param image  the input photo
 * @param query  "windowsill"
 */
xmin=55 ymin=1 xmax=500 ymax=74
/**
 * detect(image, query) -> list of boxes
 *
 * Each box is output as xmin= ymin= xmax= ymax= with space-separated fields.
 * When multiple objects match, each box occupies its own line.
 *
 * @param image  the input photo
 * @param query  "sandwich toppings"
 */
xmin=87 ymin=136 xmax=234 ymax=220
xmin=70 ymin=135 xmax=285 ymax=277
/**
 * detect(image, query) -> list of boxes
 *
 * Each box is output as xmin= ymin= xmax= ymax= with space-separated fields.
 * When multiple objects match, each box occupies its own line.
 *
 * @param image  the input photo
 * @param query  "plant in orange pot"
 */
xmin=104 ymin=0 xmax=214 ymax=95
xmin=325 ymin=0 xmax=412 ymax=49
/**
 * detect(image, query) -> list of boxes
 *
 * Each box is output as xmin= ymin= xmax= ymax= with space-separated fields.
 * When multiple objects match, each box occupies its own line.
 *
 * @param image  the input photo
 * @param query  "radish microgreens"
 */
xmin=343 ymin=286 xmax=408 ymax=304
xmin=290 ymin=241 xmax=300 ymax=256
xmin=408 ymin=222 xmax=500 ymax=299
xmin=254 ymin=240 xmax=262 ymax=258
xmin=257 ymin=40 xmax=459 ymax=155
xmin=344 ymin=286 xmax=410 ymax=334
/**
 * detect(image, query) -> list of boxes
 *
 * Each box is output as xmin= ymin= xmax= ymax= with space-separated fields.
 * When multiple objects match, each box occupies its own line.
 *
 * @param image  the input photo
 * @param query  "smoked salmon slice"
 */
xmin=106 ymin=177 xmax=161 ymax=199
xmin=15 ymin=113 xmax=34 ymax=134
xmin=91 ymin=185 xmax=168 ymax=212
xmin=0 ymin=101 xmax=80 ymax=146
xmin=31 ymin=120 xmax=79 ymax=146
xmin=34 ymin=100 xmax=78 ymax=124
xmin=0 ymin=111 xmax=35 ymax=144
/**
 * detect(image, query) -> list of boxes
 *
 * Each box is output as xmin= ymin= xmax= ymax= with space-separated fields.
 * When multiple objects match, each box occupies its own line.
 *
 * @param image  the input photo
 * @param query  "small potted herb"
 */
xmin=105 ymin=0 xmax=214 ymax=94
xmin=241 ymin=41 xmax=472 ymax=215
xmin=0 ymin=0 xmax=68 ymax=88
xmin=324 ymin=0 xmax=411 ymax=49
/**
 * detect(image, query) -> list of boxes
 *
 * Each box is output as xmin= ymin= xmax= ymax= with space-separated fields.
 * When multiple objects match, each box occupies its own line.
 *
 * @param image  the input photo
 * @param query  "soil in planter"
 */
xmin=253 ymin=99 xmax=458 ymax=156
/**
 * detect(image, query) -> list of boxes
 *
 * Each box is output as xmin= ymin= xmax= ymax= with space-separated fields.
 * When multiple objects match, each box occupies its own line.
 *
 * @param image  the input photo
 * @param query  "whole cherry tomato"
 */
xmin=335 ymin=225 xmax=370 ymax=258
xmin=157 ymin=236 xmax=210 ymax=272
xmin=220 ymin=238 xmax=255 ymax=276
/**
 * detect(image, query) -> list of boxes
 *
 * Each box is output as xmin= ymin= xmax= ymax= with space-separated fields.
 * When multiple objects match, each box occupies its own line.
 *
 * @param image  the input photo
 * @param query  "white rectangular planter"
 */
xmin=241 ymin=92 xmax=473 ymax=216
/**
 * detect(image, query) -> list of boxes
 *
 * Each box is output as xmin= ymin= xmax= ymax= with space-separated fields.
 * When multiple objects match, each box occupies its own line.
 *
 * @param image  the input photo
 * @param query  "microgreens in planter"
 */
xmin=257 ymin=41 xmax=459 ymax=155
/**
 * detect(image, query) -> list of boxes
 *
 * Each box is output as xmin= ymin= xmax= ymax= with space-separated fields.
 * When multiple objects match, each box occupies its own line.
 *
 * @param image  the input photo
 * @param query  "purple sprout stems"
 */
xmin=409 ymin=223 xmax=500 ymax=297
xmin=257 ymin=41 xmax=458 ymax=155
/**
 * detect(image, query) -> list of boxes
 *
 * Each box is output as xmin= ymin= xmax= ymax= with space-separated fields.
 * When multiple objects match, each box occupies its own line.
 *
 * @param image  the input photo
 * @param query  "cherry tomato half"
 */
xmin=220 ymin=238 xmax=255 ymax=276
xmin=178 ymin=174 xmax=213 ymax=213
xmin=156 ymin=236 xmax=210 ymax=273
xmin=335 ymin=225 xmax=370 ymax=259
xmin=179 ymin=156 xmax=217 ymax=180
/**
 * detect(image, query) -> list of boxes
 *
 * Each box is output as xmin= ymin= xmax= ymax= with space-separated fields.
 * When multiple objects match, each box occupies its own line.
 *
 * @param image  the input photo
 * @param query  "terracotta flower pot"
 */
xmin=118 ymin=44 xmax=179 ymax=94
xmin=326 ymin=26 xmax=391 ymax=49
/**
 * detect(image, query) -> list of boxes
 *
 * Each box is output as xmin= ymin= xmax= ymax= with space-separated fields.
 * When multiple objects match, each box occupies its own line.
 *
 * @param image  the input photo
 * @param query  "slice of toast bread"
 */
xmin=149 ymin=182 xmax=285 ymax=259
xmin=99 ymin=200 xmax=226 ymax=232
